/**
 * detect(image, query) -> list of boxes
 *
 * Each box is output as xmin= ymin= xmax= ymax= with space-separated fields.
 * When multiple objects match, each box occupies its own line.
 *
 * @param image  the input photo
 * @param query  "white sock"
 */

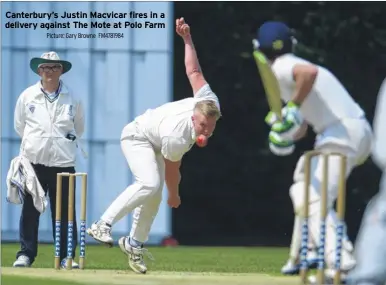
xmin=100 ymin=183 xmax=153 ymax=225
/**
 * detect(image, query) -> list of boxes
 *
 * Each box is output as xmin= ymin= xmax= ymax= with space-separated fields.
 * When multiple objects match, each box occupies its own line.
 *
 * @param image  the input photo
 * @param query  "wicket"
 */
xmin=55 ymin=172 xmax=88 ymax=270
xmin=299 ymin=151 xmax=347 ymax=285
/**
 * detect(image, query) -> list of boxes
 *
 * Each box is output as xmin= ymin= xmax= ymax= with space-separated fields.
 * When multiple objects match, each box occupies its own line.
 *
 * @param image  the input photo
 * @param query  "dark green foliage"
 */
xmin=173 ymin=2 xmax=384 ymax=246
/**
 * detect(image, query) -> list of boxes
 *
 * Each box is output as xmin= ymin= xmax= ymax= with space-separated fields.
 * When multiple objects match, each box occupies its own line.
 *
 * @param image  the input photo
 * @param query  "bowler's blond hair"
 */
xmin=194 ymin=100 xmax=222 ymax=120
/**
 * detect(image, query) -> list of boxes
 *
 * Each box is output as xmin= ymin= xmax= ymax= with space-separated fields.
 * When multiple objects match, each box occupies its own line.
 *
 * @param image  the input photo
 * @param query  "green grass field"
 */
xmin=1 ymin=243 xmax=301 ymax=285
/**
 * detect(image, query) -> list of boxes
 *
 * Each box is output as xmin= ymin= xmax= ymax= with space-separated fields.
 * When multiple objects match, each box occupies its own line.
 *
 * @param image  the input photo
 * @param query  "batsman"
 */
xmin=253 ymin=21 xmax=373 ymax=283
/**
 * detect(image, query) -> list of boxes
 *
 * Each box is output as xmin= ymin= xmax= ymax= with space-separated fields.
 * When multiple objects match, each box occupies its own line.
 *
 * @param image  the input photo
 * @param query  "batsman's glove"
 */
xmin=268 ymin=130 xmax=295 ymax=156
xmin=265 ymin=101 xmax=304 ymax=141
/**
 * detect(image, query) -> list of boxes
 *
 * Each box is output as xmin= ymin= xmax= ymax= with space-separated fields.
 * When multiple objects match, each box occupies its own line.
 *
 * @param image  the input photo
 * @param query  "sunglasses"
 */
xmin=39 ymin=65 xmax=62 ymax=72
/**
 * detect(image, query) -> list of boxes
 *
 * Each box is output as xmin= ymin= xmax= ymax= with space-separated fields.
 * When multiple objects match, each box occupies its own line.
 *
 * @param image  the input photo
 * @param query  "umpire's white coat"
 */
xmin=14 ymin=81 xmax=85 ymax=167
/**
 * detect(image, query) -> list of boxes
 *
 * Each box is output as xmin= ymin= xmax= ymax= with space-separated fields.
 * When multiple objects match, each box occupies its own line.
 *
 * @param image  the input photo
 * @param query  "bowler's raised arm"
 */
xmin=176 ymin=17 xmax=207 ymax=95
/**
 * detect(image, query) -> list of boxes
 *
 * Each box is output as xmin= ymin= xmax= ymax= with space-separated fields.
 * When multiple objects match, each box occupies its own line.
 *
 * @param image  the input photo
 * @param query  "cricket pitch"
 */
xmin=2 ymin=267 xmax=299 ymax=285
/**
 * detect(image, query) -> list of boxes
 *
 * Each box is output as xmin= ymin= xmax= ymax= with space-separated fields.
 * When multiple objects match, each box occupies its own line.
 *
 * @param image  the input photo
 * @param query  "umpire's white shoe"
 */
xmin=60 ymin=259 xmax=80 ymax=269
xmin=13 ymin=255 xmax=31 ymax=267
xmin=86 ymin=220 xmax=114 ymax=247
xmin=118 ymin=236 xmax=154 ymax=274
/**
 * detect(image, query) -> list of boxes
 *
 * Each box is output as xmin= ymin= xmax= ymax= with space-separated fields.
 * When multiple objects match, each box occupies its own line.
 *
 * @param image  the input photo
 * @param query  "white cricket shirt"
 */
xmin=121 ymin=84 xmax=220 ymax=162
xmin=272 ymin=54 xmax=365 ymax=133
xmin=372 ymin=78 xmax=386 ymax=170
xmin=14 ymin=80 xmax=85 ymax=167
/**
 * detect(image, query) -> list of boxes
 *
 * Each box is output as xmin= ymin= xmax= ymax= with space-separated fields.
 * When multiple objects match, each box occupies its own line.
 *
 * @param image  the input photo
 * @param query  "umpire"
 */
xmin=12 ymin=52 xmax=85 ymax=268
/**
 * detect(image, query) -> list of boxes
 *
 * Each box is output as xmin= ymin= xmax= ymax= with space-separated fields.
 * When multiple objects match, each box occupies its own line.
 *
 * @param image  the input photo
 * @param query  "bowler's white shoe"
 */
xmin=118 ymin=236 xmax=154 ymax=274
xmin=13 ymin=255 xmax=31 ymax=267
xmin=86 ymin=220 xmax=114 ymax=247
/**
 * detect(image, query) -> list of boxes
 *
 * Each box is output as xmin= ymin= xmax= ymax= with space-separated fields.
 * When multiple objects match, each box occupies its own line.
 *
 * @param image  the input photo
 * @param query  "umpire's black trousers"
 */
xmin=16 ymin=164 xmax=78 ymax=264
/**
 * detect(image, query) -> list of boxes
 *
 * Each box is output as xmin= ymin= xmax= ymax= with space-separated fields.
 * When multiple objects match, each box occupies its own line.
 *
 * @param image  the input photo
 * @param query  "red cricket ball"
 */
xmin=196 ymin=135 xmax=208 ymax=147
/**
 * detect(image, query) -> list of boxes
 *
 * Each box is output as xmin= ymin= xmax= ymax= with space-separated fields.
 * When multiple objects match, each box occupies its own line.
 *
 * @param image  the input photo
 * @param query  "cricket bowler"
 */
xmin=86 ymin=17 xmax=221 ymax=274
xmin=346 ymin=78 xmax=386 ymax=285
xmin=253 ymin=21 xmax=373 ymax=283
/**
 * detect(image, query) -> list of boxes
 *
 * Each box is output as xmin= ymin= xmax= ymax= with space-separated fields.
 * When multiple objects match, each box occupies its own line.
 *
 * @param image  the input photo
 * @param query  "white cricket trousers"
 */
xmin=346 ymin=172 xmax=386 ymax=285
xmin=101 ymin=123 xmax=164 ymax=243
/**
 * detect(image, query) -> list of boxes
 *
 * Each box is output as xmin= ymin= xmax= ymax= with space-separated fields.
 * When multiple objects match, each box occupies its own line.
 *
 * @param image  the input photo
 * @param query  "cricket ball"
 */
xmin=196 ymin=134 xmax=208 ymax=147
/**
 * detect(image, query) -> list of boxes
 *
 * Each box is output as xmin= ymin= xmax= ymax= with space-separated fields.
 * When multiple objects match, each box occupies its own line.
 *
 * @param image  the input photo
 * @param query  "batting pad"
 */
xmin=307 ymin=208 xmax=356 ymax=271
xmin=289 ymin=182 xmax=355 ymax=270
xmin=289 ymin=214 xmax=316 ymax=261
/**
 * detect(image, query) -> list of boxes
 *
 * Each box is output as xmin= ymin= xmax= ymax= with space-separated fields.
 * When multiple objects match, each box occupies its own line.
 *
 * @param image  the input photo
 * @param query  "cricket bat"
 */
xmin=253 ymin=50 xmax=283 ymax=121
